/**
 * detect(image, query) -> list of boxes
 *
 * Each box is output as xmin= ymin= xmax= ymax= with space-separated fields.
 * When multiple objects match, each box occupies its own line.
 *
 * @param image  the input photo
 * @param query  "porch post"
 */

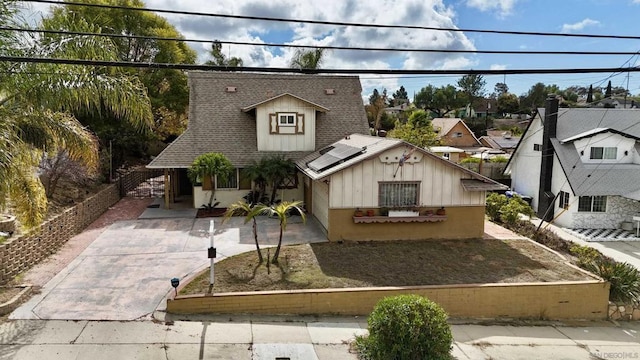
xmin=164 ymin=168 xmax=170 ymax=209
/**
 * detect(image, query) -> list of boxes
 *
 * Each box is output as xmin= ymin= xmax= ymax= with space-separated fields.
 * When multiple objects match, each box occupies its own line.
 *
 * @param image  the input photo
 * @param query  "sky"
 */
xmin=21 ymin=0 xmax=640 ymax=102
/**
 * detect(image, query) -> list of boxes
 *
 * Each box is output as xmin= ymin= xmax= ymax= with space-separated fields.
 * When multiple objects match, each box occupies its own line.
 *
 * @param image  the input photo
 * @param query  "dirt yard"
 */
xmin=180 ymin=238 xmax=594 ymax=295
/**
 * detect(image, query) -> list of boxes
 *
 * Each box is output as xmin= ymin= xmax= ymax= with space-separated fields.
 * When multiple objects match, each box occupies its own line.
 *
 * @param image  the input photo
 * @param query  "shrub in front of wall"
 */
xmin=500 ymin=196 xmax=534 ymax=226
xmin=586 ymin=258 xmax=640 ymax=305
xmin=355 ymin=294 xmax=453 ymax=360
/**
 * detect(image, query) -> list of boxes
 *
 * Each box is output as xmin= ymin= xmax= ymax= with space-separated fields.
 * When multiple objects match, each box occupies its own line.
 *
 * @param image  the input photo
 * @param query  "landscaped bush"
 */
xmin=585 ymin=258 xmax=640 ymax=304
xmin=490 ymin=155 xmax=509 ymax=163
xmin=486 ymin=193 xmax=508 ymax=222
xmin=355 ymin=294 xmax=453 ymax=360
xmin=460 ymin=157 xmax=480 ymax=164
xmin=570 ymin=244 xmax=604 ymax=268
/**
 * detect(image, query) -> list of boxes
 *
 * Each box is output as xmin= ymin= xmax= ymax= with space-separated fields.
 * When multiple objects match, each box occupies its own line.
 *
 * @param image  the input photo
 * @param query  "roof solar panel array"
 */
xmin=308 ymin=144 xmax=364 ymax=172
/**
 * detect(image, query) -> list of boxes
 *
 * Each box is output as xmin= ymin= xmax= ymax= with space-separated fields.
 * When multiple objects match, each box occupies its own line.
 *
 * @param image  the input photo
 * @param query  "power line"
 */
xmin=23 ymin=0 xmax=640 ymax=41
xmin=3 ymin=55 xmax=640 ymax=75
xmin=5 ymin=26 xmax=640 ymax=57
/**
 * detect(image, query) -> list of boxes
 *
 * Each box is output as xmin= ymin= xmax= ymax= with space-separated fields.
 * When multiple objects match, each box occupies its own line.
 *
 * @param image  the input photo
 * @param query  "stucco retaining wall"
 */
xmin=168 ymin=280 xmax=610 ymax=320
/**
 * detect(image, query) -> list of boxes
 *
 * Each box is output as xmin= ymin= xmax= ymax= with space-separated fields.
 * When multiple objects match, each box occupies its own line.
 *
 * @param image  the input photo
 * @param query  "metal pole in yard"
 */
xmin=209 ymin=220 xmax=215 ymax=289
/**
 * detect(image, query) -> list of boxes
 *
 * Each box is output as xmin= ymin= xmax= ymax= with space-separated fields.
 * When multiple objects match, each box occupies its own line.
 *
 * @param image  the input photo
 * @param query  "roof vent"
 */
xmin=225 ymin=86 xmax=237 ymax=93
xmin=325 ymin=88 xmax=335 ymax=95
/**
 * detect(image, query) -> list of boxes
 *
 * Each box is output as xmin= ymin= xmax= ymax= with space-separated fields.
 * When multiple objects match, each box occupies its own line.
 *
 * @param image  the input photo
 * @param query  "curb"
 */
xmin=0 ymin=285 xmax=32 ymax=316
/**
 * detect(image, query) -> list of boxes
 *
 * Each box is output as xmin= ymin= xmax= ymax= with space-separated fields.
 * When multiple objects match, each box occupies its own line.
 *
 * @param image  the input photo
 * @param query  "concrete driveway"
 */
xmin=10 ymin=215 xmax=327 ymax=321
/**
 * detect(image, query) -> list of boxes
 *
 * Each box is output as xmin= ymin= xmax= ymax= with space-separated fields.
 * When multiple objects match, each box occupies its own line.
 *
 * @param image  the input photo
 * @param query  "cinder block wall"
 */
xmin=168 ymin=281 xmax=610 ymax=320
xmin=0 ymin=184 xmax=120 ymax=285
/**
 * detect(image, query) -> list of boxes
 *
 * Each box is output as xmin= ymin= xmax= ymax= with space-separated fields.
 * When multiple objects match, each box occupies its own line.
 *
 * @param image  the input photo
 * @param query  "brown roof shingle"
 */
xmin=148 ymin=72 xmax=369 ymax=168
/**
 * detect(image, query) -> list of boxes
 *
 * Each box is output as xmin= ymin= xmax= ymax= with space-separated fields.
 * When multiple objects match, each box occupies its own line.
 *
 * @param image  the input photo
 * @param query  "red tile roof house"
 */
xmin=148 ymin=72 xmax=505 ymax=241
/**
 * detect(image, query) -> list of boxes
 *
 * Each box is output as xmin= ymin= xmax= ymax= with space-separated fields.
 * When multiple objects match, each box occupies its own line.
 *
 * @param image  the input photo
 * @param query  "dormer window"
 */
xmin=278 ymin=113 xmax=297 ymax=127
xmin=590 ymin=147 xmax=616 ymax=160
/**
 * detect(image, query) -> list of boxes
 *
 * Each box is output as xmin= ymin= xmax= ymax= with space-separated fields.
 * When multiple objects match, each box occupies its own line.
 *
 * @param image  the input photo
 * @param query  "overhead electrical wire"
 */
xmin=22 ymin=0 xmax=640 ymax=41
xmin=2 ymin=55 xmax=640 ymax=75
xmin=4 ymin=26 xmax=640 ymax=57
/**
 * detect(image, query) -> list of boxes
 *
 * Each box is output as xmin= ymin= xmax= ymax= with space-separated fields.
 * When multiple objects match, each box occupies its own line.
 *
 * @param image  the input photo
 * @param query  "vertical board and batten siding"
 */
xmin=329 ymin=148 xmax=484 ymax=208
xmin=256 ymin=95 xmax=316 ymax=152
xmin=312 ymin=180 xmax=330 ymax=230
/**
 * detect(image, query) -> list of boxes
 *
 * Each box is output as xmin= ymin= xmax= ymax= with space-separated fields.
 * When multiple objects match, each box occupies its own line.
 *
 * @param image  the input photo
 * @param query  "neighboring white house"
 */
xmin=504 ymin=96 xmax=640 ymax=230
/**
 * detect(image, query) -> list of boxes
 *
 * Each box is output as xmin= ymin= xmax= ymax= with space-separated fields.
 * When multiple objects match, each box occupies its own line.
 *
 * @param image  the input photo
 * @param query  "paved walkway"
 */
xmin=2 ymin=316 xmax=640 ymax=359
xmin=11 ymin=212 xmax=327 ymax=321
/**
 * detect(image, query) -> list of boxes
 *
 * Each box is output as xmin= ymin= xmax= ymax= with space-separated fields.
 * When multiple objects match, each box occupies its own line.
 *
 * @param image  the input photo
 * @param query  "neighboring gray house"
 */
xmin=479 ymin=131 xmax=520 ymax=154
xmin=148 ymin=72 xmax=369 ymax=208
xmin=505 ymin=96 xmax=640 ymax=232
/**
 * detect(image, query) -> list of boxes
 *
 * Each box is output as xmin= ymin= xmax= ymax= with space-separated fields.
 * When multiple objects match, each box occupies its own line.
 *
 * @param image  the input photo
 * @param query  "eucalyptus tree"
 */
xmin=0 ymin=1 xmax=153 ymax=228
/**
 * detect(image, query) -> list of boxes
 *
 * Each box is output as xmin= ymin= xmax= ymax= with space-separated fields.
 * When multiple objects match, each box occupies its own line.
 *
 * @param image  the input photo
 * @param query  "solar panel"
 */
xmin=308 ymin=144 xmax=364 ymax=172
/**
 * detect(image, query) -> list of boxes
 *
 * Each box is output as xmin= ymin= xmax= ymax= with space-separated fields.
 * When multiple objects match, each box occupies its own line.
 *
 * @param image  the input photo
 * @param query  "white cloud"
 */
xmin=561 ymin=18 xmax=600 ymax=33
xmin=490 ymin=64 xmax=507 ymax=70
xmin=465 ymin=0 xmax=517 ymax=17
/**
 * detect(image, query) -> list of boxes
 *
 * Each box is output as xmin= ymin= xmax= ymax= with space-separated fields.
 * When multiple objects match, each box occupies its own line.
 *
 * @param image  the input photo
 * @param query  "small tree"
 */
xmin=355 ymin=294 xmax=453 ymax=360
xmin=262 ymin=201 xmax=306 ymax=264
xmin=242 ymin=158 xmax=269 ymax=205
xmin=187 ymin=152 xmax=233 ymax=208
xmin=263 ymin=156 xmax=296 ymax=204
xmin=223 ymin=200 xmax=268 ymax=263
xmin=388 ymin=109 xmax=440 ymax=148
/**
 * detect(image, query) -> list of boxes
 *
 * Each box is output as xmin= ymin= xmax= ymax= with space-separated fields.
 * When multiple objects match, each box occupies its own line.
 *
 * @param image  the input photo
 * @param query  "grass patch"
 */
xmin=180 ymin=239 xmax=594 ymax=295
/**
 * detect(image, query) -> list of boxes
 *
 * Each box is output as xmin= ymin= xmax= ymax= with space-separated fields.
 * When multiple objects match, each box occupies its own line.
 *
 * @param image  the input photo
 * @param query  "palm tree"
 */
xmin=187 ymin=152 xmax=234 ymax=208
xmin=289 ymin=48 xmax=325 ymax=70
xmin=223 ymin=200 xmax=268 ymax=263
xmin=0 ymin=4 xmax=153 ymax=228
xmin=263 ymin=201 xmax=306 ymax=264
xmin=263 ymin=156 xmax=297 ymax=204
xmin=242 ymin=159 xmax=268 ymax=205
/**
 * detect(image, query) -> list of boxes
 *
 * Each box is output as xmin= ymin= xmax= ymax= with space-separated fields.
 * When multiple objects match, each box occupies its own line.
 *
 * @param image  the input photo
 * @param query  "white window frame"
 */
xmin=278 ymin=113 xmax=297 ymax=127
xmin=378 ymin=182 xmax=420 ymax=207
xmin=577 ymin=195 xmax=607 ymax=212
xmin=590 ymin=147 xmax=617 ymax=160
xmin=558 ymin=191 xmax=570 ymax=210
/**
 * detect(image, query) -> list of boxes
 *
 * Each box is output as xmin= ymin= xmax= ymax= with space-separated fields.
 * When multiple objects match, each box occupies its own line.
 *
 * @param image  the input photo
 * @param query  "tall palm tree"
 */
xmin=263 ymin=201 xmax=306 ymax=264
xmin=223 ymin=200 xmax=268 ymax=263
xmin=289 ymin=48 xmax=325 ymax=70
xmin=0 ymin=4 xmax=153 ymax=228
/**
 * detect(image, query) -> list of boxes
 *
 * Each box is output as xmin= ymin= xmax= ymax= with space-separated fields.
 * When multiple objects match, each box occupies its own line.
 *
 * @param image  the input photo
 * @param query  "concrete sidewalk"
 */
xmin=2 ymin=316 xmax=640 ymax=359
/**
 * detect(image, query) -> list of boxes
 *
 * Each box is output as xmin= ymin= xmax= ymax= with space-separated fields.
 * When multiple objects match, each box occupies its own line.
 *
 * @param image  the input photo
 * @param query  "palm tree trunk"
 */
xmin=252 ymin=218 xmax=263 ymax=263
xmin=272 ymin=220 xmax=284 ymax=264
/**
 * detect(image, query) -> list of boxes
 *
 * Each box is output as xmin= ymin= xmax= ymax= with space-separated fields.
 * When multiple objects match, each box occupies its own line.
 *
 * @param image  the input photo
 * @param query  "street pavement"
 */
xmin=2 ymin=315 xmax=640 ymax=359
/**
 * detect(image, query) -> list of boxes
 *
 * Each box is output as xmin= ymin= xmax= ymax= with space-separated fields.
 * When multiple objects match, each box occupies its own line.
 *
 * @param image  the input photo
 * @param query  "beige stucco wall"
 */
xmin=167 ymin=281 xmax=609 ymax=320
xmin=327 ymin=206 xmax=485 ymax=241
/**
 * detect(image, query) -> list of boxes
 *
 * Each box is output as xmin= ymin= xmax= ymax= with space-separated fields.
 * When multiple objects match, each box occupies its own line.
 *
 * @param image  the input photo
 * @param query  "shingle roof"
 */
xmin=549 ymin=108 xmax=640 ymax=200
xmin=297 ymin=133 xmax=507 ymax=192
xmin=431 ymin=118 xmax=459 ymax=136
xmin=148 ymin=72 xmax=369 ymax=168
xmin=480 ymin=135 xmax=520 ymax=150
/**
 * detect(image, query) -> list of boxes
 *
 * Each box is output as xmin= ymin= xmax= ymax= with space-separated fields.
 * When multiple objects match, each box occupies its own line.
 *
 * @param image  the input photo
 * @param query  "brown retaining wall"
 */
xmin=0 ymin=184 xmax=120 ymax=284
xmin=168 ymin=280 xmax=610 ymax=320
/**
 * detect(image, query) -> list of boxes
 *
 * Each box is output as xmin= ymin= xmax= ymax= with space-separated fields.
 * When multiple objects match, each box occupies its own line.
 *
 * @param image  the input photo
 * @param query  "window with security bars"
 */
xmin=558 ymin=191 xmax=570 ymax=210
xmin=578 ymin=196 xmax=607 ymax=212
xmin=216 ymin=170 xmax=238 ymax=189
xmin=378 ymin=182 xmax=420 ymax=207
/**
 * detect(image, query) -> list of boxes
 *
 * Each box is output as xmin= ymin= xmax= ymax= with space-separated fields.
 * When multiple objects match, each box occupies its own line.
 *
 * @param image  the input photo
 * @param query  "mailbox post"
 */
xmin=208 ymin=220 xmax=216 ymax=289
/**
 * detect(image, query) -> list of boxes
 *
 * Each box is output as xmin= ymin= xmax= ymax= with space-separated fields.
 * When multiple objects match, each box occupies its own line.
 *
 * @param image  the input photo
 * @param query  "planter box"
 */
xmin=388 ymin=210 xmax=419 ymax=217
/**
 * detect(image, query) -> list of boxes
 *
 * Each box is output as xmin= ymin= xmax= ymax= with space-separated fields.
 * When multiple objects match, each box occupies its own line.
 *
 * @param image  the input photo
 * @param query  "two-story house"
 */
xmin=147 ymin=71 xmax=369 ymax=208
xmin=504 ymin=95 xmax=640 ymax=232
xmin=431 ymin=118 xmax=483 ymax=153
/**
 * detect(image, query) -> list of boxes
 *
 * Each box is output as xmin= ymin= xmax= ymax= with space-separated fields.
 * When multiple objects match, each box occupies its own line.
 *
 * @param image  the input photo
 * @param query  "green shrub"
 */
xmin=586 ymin=259 xmax=640 ymax=304
xmin=570 ymin=244 xmax=603 ymax=267
xmin=460 ymin=157 xmax=480 ymax=164
xmin=486 ymin=193 xmax=508 ymax=222
xmin=355 ymin=294 xmax=452 ymax=360
xmin=500 ymin=196 xmax=534 ymax=226
xmin=490 ymin=155 xmax=508 ymax=163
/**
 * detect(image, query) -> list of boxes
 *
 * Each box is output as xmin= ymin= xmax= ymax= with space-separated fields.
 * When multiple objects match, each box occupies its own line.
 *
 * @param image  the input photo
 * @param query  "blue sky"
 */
xmin=23 ymin=0 xmax=640 ymax=100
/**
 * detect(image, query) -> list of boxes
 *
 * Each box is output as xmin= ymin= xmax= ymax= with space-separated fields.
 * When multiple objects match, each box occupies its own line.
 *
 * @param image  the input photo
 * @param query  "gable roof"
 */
xmin=241 ymin=93 xmax=330 ymax=112
xmin=148 ymin=72 xmax=369 ymax=169
xmin=296 ymin=133 xmax=507 ymax=191
xmin=507 ymin=107 xmax=640 ymax=199
xmin=431 ymin=118 xmax=460 ymax=136
xmin=480 ymin=135 xmax=520 ymax=150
